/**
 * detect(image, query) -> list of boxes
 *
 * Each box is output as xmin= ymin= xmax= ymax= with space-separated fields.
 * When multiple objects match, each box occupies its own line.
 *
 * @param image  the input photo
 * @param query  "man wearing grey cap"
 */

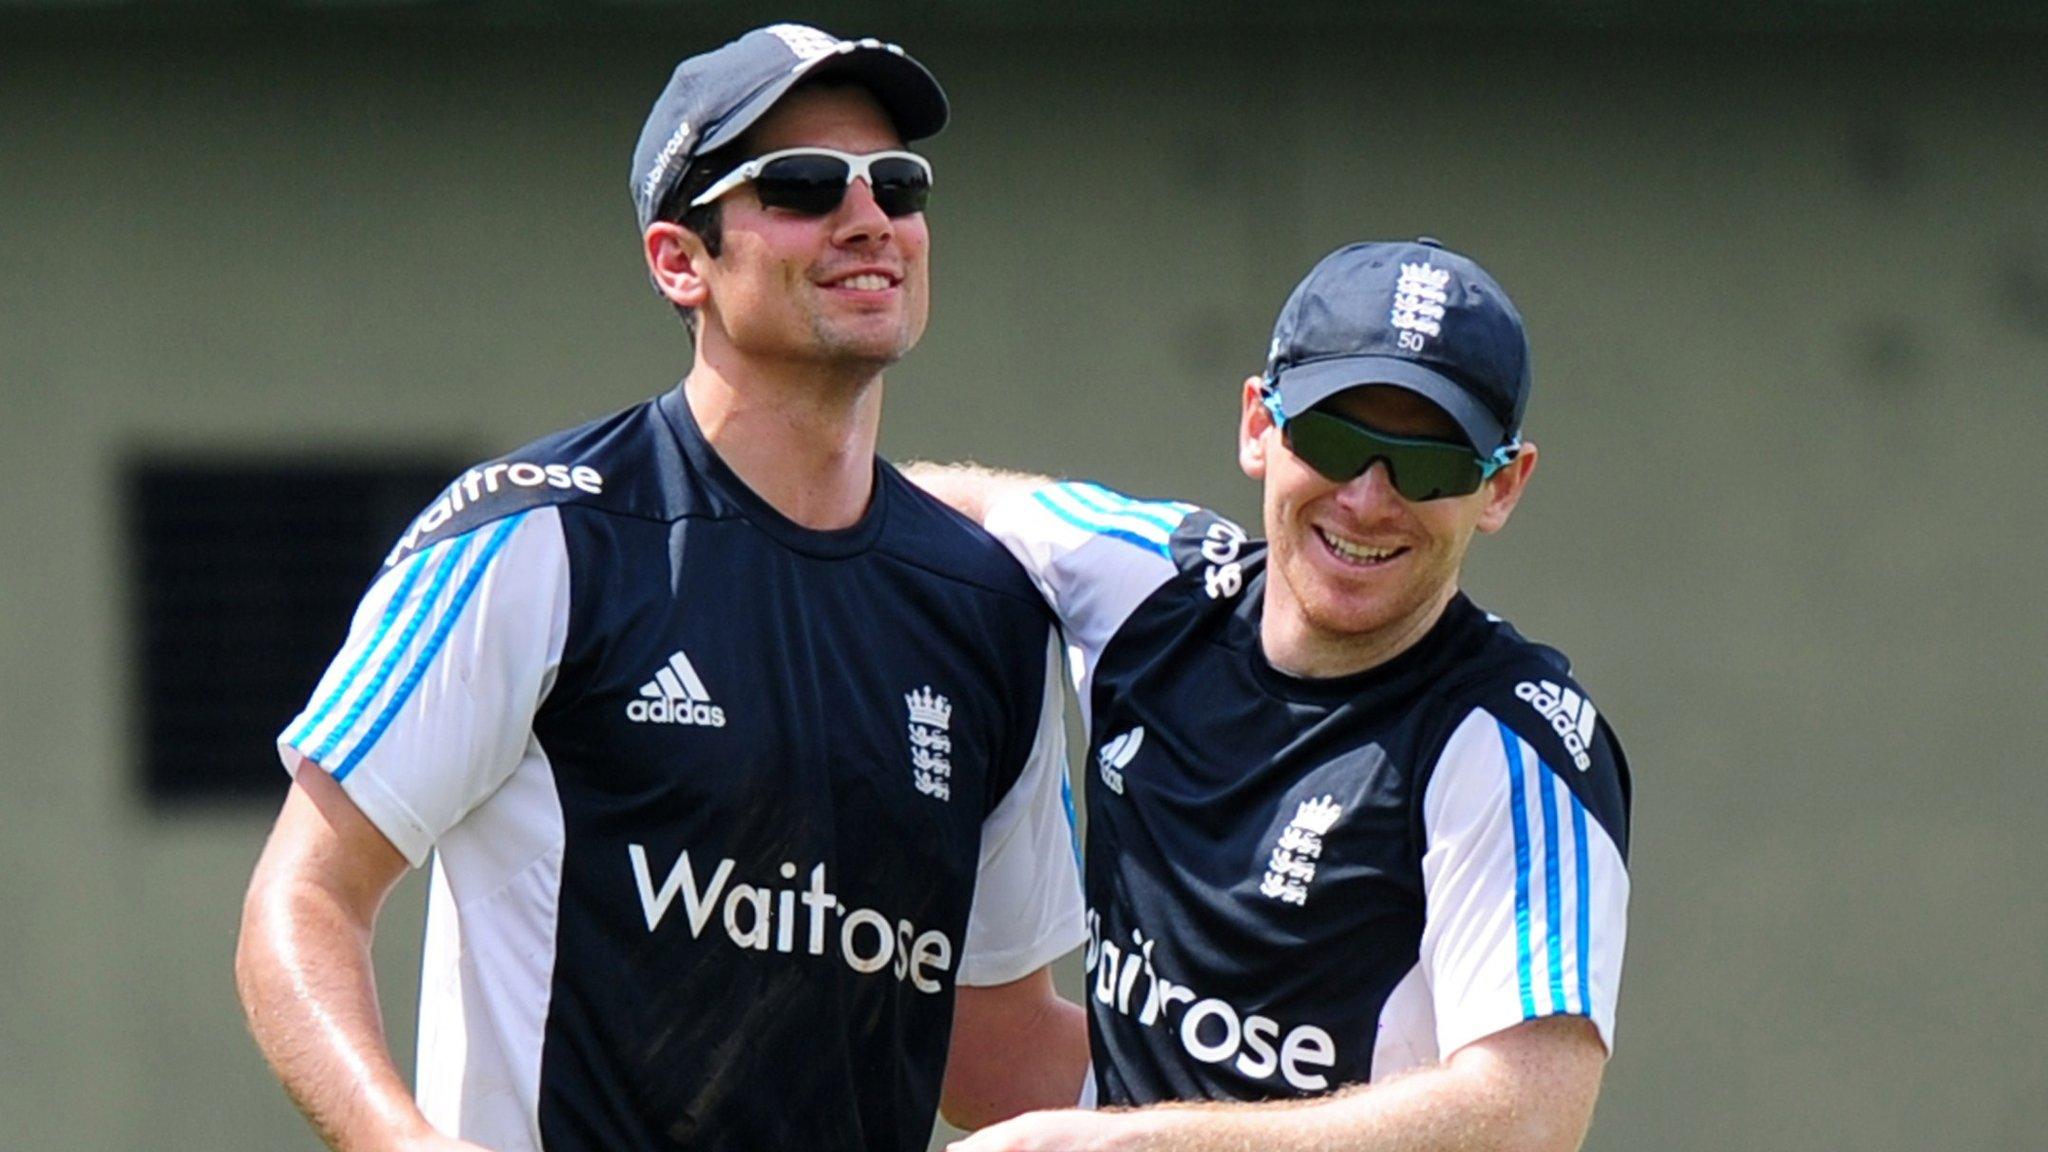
xmin=911 ymin=240 xmax=1632 ymax=1151
xmin=238 ymin=24 xmax=1086 ymax=1152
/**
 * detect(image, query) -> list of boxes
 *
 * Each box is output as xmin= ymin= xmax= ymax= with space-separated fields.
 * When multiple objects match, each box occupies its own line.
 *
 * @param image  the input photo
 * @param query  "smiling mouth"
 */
xmin=828 ymin=273 xmax=896 ymax=291
xmin=1316 ymin=527 xmax=1407 ymax=567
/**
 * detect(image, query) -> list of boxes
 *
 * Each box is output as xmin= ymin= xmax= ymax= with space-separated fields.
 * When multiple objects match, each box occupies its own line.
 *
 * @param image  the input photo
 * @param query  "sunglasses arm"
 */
xmin=1259 ymin=387 xmax=1290 ymax=429
xmin=1479 ymin=437 xmax=1522 ymax=479
xmin=688 ymin=159 xmax=766 ymax=210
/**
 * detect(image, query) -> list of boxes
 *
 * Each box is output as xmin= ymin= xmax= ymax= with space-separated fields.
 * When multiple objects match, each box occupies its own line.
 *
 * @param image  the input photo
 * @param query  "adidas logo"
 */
xmin=1514 ymin=680 xmax=1594 ymax=771
xmin=627 ymin=651 xmax=727 ymax=727
xmin=1096 ymin=727 xmax=1144 ymax=795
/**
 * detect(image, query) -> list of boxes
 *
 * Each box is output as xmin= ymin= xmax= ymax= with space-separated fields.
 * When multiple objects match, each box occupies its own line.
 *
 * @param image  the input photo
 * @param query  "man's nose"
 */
xmin=831 ymin=178 xmax=894 ymax=244
xmin=1331 ymin=457 xmax=1406 ymax=514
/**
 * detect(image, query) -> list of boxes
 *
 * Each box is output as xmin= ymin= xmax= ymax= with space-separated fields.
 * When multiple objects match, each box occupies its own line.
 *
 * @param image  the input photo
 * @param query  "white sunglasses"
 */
xmin=687 ymin=147 xmax=935 ymax=216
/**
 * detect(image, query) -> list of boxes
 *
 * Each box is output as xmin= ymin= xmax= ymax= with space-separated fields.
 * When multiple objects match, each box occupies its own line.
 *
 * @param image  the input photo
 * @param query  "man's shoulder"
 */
xmin=1160 ymin=506 xmax=1262 ymax=599
xmin=1429 ymin=609 xmax=1631 ymax=851
xmin=1434 ymin=613 xmax=1609 ymax=757
xmin=877 ymin=466 xmax=1053 ymax=616
xmin=382 ymin=394 xmax=685 ymax=569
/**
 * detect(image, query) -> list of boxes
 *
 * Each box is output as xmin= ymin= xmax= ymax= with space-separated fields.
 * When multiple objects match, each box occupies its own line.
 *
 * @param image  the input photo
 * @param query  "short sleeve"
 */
xmin=277 ymin=506 xmax=570 ymax=867
xmin=983 ymin=483 xmax=1194 ymax=725
xmin=1420 ymin=706 xmax=1630 ymax=1057
xmin=957 ymin=630 xmax=1087 ymax=985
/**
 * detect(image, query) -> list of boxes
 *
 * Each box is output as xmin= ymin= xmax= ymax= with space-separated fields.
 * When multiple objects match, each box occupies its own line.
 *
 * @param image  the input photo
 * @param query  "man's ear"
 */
xmin=645 ymin=222 xmax=711 ymax=311
xmin=1476 ymin=441 xmax=1538 ymax=534
xmin=1239 ymin=376 xmax=1273 ymax=481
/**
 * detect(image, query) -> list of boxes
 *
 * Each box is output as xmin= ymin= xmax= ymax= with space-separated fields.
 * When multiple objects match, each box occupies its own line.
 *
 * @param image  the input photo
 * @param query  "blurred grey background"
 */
xmin=3 ymin=2 xmax=2045 ymax=1149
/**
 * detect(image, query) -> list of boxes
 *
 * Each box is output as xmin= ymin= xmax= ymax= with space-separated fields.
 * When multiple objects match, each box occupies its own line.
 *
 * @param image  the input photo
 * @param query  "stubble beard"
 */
xmin=809 ymin=311 xmax=914 ymax=373
xmin=802 ymin=290 xmax=924 ymax=388
xmin=1270 ymin=524 xmax=1462 ymax=673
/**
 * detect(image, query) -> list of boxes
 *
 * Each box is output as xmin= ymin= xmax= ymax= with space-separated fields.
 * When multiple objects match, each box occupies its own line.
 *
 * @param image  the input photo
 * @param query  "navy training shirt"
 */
xmin=984 ymin=482 xmax=1630 ymax=1104
xmin=280 ymin=390 xmax=1085 ymax=1150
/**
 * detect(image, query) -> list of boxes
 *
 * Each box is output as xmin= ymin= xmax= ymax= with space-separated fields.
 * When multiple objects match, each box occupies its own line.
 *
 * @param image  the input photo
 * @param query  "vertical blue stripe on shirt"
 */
xmin=334 ymin=513 xmax=525 ymax=782
xmin=1031 ymin=489 xmax=1170 ymax=558
xmin=1572 ymin=789 xmax=1593 ymax=1015
xmin=1060 ymin=483 xmax=1185 ymax=535
xmin=1539 ymin=762 xmax=1568 ymax=1015
xmin=1060 ymin=771 xmax=1082 ymax=870
xmin=289 ymin=548 xmax=431 ymax=748
xmin=1498 ymin=720 xmax=1537 ymax=1019
xmin=310 ymin=529 xmax=476 ymax=766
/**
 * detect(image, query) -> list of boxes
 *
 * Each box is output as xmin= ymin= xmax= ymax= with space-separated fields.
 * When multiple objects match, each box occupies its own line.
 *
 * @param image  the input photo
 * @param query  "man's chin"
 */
xmin=1291 ymin=569 xmax=1415 ymax=641
xmin=811 ymin=322 xmax=918 ymax=369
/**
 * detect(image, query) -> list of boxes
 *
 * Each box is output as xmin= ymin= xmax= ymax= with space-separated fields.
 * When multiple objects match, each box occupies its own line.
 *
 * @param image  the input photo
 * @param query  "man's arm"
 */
xmin=948 ymin=1015 xmax=1604 ymax=1152
xmin=941 ymin=966 xmax=1091 ymax=1131
xmin=901 ymin=461 xmax=1052 ymax=524
xmin=945 ymin=627 xmax=1092 ymax=1130
xmin=235 ymin=767 xmax=488 ymax=1152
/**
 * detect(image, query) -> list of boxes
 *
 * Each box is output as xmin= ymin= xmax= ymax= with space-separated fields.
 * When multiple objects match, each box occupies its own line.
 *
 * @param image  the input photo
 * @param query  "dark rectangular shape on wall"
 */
xmin=126 ymin=457 xmax=459 ymax=808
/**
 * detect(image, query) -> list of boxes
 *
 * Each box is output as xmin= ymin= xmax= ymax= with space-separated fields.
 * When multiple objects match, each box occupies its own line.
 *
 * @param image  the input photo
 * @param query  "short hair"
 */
xmin=659 ymin=142 xmax=741 ymax=258
xmin=653 ymin=143 xmax=742 ymax=333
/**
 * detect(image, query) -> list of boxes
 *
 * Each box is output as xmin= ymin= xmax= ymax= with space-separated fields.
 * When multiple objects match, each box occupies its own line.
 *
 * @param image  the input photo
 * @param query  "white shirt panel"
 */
xmin=413 ymin=738 xmax=567 ymax=1151
xmin=983 ymin=483 xmax=1188 ymax=730
xmin=277 ymin=507 xmax=570 ymax=867
xmin=1368 ymin=962 xmax=1437 ymax=1079
xmin=1421 ymin=708 xmax=1629 ymax=1058
xmin=414 ymin=863 xmax=470 ymax=1138
xmin=958 ymin=630 xmax=1087 ymax=985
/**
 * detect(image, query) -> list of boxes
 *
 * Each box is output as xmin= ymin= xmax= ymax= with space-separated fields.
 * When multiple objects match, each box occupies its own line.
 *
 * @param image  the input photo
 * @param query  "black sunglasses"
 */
xmin=1264 ymin=392 xmax=1518 ymax=501
xmin=689 ymin=147 xmax=933 ymax=218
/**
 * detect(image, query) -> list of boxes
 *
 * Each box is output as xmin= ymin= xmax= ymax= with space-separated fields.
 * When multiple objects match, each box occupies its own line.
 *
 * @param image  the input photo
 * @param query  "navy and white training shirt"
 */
xmin=278 ymin=390 xmax=1084 ymax=1151
xmin=984 ymin=482 xmax=1631 ymax=1105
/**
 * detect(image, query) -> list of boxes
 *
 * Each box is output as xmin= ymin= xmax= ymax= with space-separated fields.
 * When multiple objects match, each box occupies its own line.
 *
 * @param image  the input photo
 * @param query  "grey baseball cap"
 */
xmin=630 ymin=23 xmax=949 ymax=233
xmin=1264 ymin=239 xmax=1531 ymax=452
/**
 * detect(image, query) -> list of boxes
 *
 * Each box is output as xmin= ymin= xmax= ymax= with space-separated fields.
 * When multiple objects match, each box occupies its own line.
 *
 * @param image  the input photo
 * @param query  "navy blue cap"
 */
xmin=631 ymin=23 xmax=949 ymax=233
xmin=1264 ymin=239 xmax=1531 ymax=452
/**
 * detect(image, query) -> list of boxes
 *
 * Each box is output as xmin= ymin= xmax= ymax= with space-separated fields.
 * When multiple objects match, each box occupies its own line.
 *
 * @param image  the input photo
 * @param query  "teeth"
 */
xmin=838 ymin=274 xmax=891 ymax=291
xmin=1319 ymin=528 xmax=1399 ymax=564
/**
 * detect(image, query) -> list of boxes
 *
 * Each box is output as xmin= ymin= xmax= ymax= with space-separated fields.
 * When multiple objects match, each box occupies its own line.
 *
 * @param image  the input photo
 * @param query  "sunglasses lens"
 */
xmin=866 ymin=157 xmax=932 ymax=216
xmin=1385 ymin=452 xmax=1481 ymax=502
xmin=743 ymin=153 xmax=932 ymax=217
xmin=1282 ymin=410 xmax=1486 ymax=501
xmin=1283 ymin=411 xmax=1373 ymax=484
xmin=752 ymin=154 xmax=854 ymax=215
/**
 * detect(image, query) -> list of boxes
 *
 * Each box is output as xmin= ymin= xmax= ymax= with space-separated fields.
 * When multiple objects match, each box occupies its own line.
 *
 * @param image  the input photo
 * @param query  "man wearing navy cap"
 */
xmin=237 ymin=24 xmax=1086 ymax=1152
xmin=912 ymin=240 xmax=1632 ymax=1151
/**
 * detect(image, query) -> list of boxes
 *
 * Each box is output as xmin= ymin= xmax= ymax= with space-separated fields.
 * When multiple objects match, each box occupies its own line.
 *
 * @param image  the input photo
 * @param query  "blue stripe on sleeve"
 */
xmin=1036 ymin=485 xmax=1172 ymax=544
xmin=1032 ymin=489 xmax=1170 ymax=558
xmin=289 ymin=549 xmax=431 ymax=748
xmin=1498 ymin=720 xmax=1537 ymax=1019
xmin=1539 ymin=762 xmax=1568 ymax=1015
xmin=1573 ymin=789 xmax=1593 ymax=1015
xmin=1060 ymin=483 xmax=1185 ymax=535
xmin=310 ymin=531 xmax=476 ymax=766
xmin=333 ymin=514 xmax=526 ymax=782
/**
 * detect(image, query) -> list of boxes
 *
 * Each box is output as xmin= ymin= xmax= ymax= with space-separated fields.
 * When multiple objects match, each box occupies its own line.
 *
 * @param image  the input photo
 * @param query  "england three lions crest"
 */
xmin=905 ymin=686 xmax=954 ymax=802
xmin=1259 ymin=795 xmax=1343 ymax=906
